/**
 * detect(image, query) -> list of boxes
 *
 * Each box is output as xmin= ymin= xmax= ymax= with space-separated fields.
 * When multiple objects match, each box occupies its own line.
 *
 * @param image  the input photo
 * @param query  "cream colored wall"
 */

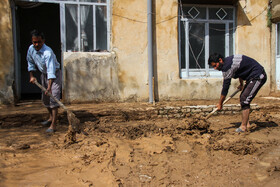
xmin=112 ymin=0 xmax=240 ymax=101
xmin=111 ymin=0 xmax=271 ymax=101
xmin=0 ymin=0 xmax=14 ymax=104
xmin=154 ymin=0 xmax=229 ymax=100
xmin=236 ymin=0 xmax=271 ymax=96
xmin=111 ymin=0 xmax=150 ymax=101
xmin=270 ymin=23 xmax=277 ymax=93
xmin=0 ymin=0 xmax=273 ymax=104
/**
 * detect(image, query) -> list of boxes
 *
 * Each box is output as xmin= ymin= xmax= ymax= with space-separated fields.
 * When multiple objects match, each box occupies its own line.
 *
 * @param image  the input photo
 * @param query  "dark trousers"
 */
xmin=240 ymin=71 xmax=267 ymax=110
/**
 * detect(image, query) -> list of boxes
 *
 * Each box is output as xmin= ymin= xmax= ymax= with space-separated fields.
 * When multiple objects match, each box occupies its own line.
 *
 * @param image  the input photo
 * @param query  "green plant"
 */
xmin=267 ymin=5 xmax=272 ymax=28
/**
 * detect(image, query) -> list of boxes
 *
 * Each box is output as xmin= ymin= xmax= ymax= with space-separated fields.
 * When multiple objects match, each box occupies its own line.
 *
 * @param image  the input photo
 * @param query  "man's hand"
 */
xmin=238 ymin=78 xmax=244 ymax=91
xmin=29 ymin=72 xmax=37 ymax=83
xmin=237 ymin=84 xmax=243 ymax=91
xmin=45 ymin=88 xmax=51 ymax=95
xmin=216 ymin=103 xmax=223 ymax=110
xmin=45 ymin=79 xmax=54 ymax=95
xmin=217 ymin=95 xmax=226 ymax=111
xmin=29 ymin=76 xmax=37 ymax=84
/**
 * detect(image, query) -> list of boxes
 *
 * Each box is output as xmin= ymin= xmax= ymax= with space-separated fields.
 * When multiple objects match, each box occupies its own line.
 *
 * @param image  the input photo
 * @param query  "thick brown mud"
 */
xmin=1 ymin=98 xmax=280 ymax=186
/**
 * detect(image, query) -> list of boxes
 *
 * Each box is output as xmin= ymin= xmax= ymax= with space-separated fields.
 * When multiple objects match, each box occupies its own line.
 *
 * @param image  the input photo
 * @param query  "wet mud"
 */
xmin=1 ymin=99 xmax=280 ymax=186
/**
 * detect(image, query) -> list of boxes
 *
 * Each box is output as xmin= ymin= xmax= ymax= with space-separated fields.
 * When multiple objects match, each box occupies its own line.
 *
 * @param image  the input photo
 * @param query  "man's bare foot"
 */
xmin=247 ymin=122 xmax=251 ymax=129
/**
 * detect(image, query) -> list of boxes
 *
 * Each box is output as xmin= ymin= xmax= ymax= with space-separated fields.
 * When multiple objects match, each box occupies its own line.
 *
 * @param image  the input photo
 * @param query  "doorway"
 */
xmin=16 ymin=2 xmax=61 ymax=100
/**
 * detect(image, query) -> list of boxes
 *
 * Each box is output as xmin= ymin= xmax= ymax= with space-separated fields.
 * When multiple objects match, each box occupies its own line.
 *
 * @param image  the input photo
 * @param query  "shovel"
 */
xmin=205 ymin=88 xmax=241 ymax=119
xmin=34 ymin=80 xmax=86 ymax=142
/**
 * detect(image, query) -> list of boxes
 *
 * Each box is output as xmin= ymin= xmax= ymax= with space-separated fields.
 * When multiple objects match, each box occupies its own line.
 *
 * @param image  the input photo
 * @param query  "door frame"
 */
xmin=11 ymin=1 xmax=21 ymax=100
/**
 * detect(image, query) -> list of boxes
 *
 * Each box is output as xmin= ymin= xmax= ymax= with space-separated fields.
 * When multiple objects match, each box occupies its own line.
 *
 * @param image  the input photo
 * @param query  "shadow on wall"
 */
xmin=270 ymin=0 xmax=280 ymax=23
xmin=236 ymin=1 xmax=252 ymax=27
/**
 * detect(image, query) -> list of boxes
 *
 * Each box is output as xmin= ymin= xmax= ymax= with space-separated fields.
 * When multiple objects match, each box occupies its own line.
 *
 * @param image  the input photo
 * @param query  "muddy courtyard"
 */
xmin=1 ymin=97 xmax=280 ymax=187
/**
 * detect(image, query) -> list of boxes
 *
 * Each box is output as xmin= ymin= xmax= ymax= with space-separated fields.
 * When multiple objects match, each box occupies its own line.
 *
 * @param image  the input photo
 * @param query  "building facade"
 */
xmin=0 ymin=0 xmax=279 ymax=104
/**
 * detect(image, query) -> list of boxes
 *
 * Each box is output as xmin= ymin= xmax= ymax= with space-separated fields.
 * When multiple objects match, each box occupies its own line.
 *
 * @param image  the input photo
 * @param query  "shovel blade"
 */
xmin=67 ymin=111 xmax=81 ymax=132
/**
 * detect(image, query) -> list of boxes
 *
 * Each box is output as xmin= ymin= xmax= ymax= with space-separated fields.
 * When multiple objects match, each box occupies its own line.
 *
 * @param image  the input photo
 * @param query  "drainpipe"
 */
xmin=147 ymin=0 xmax=154 ymax=103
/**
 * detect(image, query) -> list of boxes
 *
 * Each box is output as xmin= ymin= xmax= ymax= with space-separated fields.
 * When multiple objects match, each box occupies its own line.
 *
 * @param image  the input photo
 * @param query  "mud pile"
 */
xmin=83 ymin=113 xmax=211 ymax=141
xmin=209 ymin=139 xmax=258 ymax=155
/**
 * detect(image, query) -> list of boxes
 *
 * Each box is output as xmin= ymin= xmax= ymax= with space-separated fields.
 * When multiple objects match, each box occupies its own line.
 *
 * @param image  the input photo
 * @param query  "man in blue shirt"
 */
xmin=27 ymin=30 xmax=61 ymax=133
xmin=208 ymin=53 xmax=267 ymax=133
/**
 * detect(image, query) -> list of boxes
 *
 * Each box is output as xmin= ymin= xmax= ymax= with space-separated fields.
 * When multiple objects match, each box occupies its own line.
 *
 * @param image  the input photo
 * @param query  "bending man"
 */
xmin=208 ymin=53 xmax=267 ymax=132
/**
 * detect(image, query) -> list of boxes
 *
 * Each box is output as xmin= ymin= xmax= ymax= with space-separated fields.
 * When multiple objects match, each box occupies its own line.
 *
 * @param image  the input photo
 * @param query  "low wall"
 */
xmin=63 ymin=52 xmax=120 ymax=103
xmin=157 ymin=104 xmax=260 ymax=118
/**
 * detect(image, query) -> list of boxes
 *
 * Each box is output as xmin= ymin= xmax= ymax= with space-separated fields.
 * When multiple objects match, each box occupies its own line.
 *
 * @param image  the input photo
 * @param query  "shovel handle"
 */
xmin=205 ymin=88 xmax=241 ymax=119
xmin=34 ymin=80 xmax=67 ymax=110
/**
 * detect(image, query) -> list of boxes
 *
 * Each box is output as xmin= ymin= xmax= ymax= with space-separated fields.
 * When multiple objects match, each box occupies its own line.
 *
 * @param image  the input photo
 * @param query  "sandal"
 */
xmin=46 ymin=128 xmax=56 ymax=133
xmin=235 ymin=127 xmax=245 ymax=133
xmin=41 ymin=120 xmax=52 ymax=126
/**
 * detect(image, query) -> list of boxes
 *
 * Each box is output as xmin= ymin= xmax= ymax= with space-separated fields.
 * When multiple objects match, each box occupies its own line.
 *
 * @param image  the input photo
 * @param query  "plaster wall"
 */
xmin=236 ymin=0 xmax=271 ymax=96
xmin=111 ymin=0 xmax=150 ymax=101
xmin=0 ymin=0 xmax=14 ymax=104
xmin=0 ymin=0 xmax=273 ymax=104
xmin=108 ymin=0 xmax=235 ymax=101
xmin=154 ymin=0 xmax=231 ymax=100
xmin=109 ymin=0 xmax=271 ymax=101
xmin=270 ymin=0 xmax=280 ymax=94
xmin=49 ymin=0 xmax=272 ymax=103
xmin=110 ymin=0 xmax=241 ymax=101
xmin=270 ymin=23 xmax=277 ymax=93
xmin=63 ymin=52 xmax=120 ymax=103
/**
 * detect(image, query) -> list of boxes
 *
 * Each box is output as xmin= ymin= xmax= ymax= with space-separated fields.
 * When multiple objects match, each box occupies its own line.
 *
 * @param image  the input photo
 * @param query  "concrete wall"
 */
xmin=154 ymin=0 xmax=228 ymax=101
xmin=63 ymin=0 xmax=271 ymax=102
xmin=0 ymin=0 xmax=273 ymax=104
xmin=236 ymin=0 xmax=271 ymax=95
xmin=63 ymin=52 xmax=120 ymax=103
xmin=109 ymin=0 xmax=260 ymax=101
xmin=0 ymin=0 xmax=14 ymax=104
xmin=111 ymin=0 xmax=150 ymax=101
xmin=270 ymin=0 xmax=280 ymax=94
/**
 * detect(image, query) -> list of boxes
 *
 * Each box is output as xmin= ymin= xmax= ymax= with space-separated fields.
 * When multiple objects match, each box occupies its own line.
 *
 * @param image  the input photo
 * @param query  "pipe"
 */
xmin=147 ymin=0 xmax=154 ymax=103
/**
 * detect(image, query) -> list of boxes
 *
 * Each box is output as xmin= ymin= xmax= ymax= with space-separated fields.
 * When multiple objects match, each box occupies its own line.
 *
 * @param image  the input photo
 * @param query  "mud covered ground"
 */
xmin=1 ymin=97 xmax=280 ymax=186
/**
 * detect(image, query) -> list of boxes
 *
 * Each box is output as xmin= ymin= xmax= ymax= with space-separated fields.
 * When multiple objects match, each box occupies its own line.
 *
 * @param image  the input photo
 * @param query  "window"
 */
xmin=63 ymin=0 xmax=108 ymax=52
xmin=276 ymin=23 xmax=280 ymax=90
xmin=277 ymin=23 xmax=280 ymax=56
xmin=18 ymin=0 xmax=109 ymax=52
xmin=179 ymin=5 xmax=235 ymax=78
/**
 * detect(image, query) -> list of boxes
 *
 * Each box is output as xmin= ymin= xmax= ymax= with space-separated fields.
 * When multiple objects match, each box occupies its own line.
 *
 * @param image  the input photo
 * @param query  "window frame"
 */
xmin=18 ymin=0 xmax=110 ymax=52
xmin=179 ymin=4 xmax=236 ymax=79
xmin=276 ymin=23 xmax=280 ymax=90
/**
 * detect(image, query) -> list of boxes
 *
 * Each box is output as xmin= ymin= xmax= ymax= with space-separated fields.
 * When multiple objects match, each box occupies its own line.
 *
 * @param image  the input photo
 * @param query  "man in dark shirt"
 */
xmin=208 ymin=53 xmax=267 ymax=132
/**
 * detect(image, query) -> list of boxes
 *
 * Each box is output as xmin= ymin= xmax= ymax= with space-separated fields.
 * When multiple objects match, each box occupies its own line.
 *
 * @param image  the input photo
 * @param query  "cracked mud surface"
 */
xmin=1 ymin=98 xmax=280 ymax=186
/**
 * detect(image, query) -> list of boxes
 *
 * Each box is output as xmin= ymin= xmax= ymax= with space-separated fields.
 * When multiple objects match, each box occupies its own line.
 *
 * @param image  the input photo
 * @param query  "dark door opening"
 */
xmin=17 ymin=3 xmax=61 ymax=100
